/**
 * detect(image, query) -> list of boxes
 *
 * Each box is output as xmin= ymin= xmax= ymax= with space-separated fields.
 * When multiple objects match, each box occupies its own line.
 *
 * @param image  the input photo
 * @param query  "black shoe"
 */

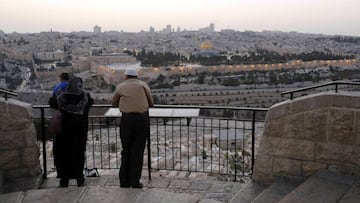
xmin=59 ymin=179 xmax=69 ymax=187
xmin=77 ymin=177 xmax=85 ymax=187
xmin=131 ymin=183 xmax=143 ymax=189
xmin=120 ymin=184 xmax=130 ymax=188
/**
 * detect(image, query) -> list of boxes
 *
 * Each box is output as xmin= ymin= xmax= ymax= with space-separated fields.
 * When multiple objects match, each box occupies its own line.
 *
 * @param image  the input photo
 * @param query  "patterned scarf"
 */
xmin=58 ymin=77 xmax=89 ymax=115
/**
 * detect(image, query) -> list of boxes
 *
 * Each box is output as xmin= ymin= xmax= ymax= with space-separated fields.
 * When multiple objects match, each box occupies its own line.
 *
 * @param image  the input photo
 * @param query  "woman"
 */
xmin=51 ymin=77 xmax=93 ymax=187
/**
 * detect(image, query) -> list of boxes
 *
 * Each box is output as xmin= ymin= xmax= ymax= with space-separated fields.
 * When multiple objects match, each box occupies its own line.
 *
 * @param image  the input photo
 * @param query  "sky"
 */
xmin=0 ymin=0 xmax=360 ymax=36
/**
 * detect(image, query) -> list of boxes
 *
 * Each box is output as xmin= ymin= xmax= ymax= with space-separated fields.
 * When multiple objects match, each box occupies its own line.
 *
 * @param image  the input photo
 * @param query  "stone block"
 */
xmin=356 ymin=111 xmax=360 ymax=145
xmin=303 ymin=109 xmax=328 ymax=142
xmin=7 ymin=99 xmax=32 ymax=118
xmin=24 ymin=125 xmax=38 ymax=147
xmin=263 ymin=119 xmax=284 ymax=138
xmin=302 ymin=161 xmax=327 ymax=177
xmin=272 ymin=157 xmax=302 ymax=177
xmin=253 ymin=154 xmax=273 ymax=176
xmin=0 ymin=100 xmax=6 ymax=113
xmin=21 ymin=146 xmax=40 ymax=166
xmin=335 ymin=165 xmax=360 ymax=177
xmin=290 ymin=93 xmax=333 ymax=114
xmin=283 ymin=113 xmax=305 ymax=139
xmin=332 ymin=94 xmax=360 ymax=109
xmin=27 ymin=164 xmax=42 ymax=177
xmin=0 ymin=114 xmax=31 ymax=131
xmin=258 ymin=136 xmax=315 ymax=161
xmin=328 ymin=109 xmax=355 ymax=144
xmin=316 ymin=143 xmax=360 ymax=166
xmin=5 ymin=168 xmax=30 ymax=179
xmin=266 ymin=102 xmax=291 ymax=121
xmin=0 ymin=129 xmax=28 ymax=150
xmin=0 ymin=149 xmax=21 ymax=169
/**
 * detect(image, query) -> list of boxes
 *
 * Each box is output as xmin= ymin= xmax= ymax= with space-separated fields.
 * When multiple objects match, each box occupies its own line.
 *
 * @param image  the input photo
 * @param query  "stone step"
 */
xmin=230 ymin=181 xmax=269 ymax=203
xmin=0 ymin=186 xmax=202 ymax=203
xmin=252 ymin=176 xmax=304 ymax=203
xmin=279 ymin=172 xmax=356 ymax=203
xmin=339 ymin=178 xmax=360 ymax=202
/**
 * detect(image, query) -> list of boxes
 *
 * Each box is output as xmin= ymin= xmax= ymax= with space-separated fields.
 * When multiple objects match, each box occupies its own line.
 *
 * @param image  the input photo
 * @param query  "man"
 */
xmin=49 ymin=72 xmax=70 ymax=109
xmin=112 ymin=68 xmax=154 ymax=188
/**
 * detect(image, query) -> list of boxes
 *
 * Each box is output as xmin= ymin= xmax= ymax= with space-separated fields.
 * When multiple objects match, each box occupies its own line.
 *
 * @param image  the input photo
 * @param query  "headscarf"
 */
xmin=58 ymin=77 xmax=89 ymax=115
xmin=63 ymin=77 xmax=84 ymax=95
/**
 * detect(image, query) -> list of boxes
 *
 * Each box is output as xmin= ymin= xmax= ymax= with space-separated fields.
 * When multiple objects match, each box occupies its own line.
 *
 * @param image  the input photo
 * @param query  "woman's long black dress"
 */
xmin=53 ymin=92 xmax=93 ymax=180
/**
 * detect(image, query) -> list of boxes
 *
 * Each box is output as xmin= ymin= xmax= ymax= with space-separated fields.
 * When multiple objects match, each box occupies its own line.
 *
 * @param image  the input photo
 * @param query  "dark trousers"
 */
xmin=119 ymin=112 xmax=148 ymax=186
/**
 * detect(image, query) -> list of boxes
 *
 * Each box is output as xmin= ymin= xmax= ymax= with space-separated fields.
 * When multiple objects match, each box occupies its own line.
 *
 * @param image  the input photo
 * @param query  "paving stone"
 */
xmin=189 ymin=182 xmax=211 ymax=191
xmin=135 ymin=189 xmax=201 ymax=203
xmin=198 ymin=199 xmax=223 ymax=203
xmin=168 ymin=170 xmax=179 ymax=177
xmin=177 ymin=171 xmax=190 ymax=178
xmin=205 ymin=192 xmax=227 ymax=199
xmin=169 ymin=179 xmax=191 ymax=190
xmin=0 ymin=191 xmax=24 ymax=203
xmin=81 ymin=186 xmax=142 ymax=203
xmin=22 ymin=187 xmax=86 ymax=203
xmin=148 ymin=178 xmax=171 ymax=188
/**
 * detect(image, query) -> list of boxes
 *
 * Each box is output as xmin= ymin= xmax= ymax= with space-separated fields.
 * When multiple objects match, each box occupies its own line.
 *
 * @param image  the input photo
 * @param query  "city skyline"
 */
xmin=0 ymin=0 xmax=360 ymax=36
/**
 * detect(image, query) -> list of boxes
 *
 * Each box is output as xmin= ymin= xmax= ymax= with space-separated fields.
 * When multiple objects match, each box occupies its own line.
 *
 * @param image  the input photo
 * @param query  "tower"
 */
xmin=93 ymin=25 xmax=101 ymax=34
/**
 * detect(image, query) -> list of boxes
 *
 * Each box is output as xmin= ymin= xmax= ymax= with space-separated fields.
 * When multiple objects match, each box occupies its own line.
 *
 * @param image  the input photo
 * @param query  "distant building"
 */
xmin=199 ymin=23 xmax=215 ymax=33
xmin=192 ymin=40 xmax=220 ymax=57
xmin=166 ymin=25 xmax=172 ymax=33
xmin=94 ymin=25 xmax=101 ymax=34
xmin=0 ymin=29 xmax=5 ymax=37
xmin=149 ymin=26 xmax=155 ymax=33
xmin=34 ymin=49 xmax=64 ymax=61
xmin=90 ymin=53 xmax=136 ymax=65
xmin=97 ymin=62 xmax=141 ymax=85
xmin=209 ymin=23 xmax=215 ymax=32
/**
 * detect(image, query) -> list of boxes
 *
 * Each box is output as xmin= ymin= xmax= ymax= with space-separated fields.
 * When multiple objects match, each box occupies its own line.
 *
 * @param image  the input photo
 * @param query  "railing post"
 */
xmin=251 ymin=110 xmax=256 ymax=174
xmin=335 ymin=83 xmax=338 ymax=93
xmin=40 ymin=108 xmax=47 ymax=179
xmin=290 ymin=92 xmax=293 ymax=100
xmin=147 ymin=111 xmax=151 ymax=180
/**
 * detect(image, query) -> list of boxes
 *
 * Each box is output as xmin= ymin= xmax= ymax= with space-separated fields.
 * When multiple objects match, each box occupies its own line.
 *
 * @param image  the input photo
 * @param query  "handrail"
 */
xmin=280 ymin=81 xmax=360 ymax=100
xmin=33 ymin=104 xmax=269 ymax=113
xmin=0 ymin=88 xmax=18 ymax=101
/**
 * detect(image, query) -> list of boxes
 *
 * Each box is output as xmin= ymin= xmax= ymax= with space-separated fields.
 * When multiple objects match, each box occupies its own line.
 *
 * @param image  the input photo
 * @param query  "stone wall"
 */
xmin=253 ymin=92 xmax=360 ymax=183
xmin=0 ymin=97 xmax=41 ymax=193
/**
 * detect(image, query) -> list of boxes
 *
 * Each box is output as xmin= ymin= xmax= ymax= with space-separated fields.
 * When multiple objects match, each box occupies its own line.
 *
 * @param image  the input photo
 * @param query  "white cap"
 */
xmin=124 ymin=68 xmax=138 ymax=76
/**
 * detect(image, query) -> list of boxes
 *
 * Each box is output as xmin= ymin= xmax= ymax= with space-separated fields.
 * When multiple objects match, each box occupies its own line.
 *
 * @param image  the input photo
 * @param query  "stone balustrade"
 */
xmin=0 ymin=97 xmax=41 ymax=193
xmin=253 ymin=91 xmax=360 ymax=183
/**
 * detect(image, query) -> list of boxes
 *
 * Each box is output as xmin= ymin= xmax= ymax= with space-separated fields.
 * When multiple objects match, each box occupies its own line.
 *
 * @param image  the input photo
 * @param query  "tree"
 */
xmin=196 ymin=74 xmax=205 ymax=84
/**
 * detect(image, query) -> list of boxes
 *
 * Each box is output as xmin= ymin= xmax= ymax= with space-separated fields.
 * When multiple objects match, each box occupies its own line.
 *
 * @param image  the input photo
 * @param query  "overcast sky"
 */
xmin=0 ymin=0 xmax=359 ymax=36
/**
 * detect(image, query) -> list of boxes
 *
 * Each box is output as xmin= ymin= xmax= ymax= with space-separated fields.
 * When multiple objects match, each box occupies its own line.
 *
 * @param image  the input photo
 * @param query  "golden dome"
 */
xmin=200 ymin=40 xmax=213 ymax=50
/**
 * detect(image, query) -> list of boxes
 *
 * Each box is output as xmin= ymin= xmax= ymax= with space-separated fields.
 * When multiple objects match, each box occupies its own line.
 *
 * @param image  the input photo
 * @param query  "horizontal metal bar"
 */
xmin=280 ymin=81 xmax=360 ymax=99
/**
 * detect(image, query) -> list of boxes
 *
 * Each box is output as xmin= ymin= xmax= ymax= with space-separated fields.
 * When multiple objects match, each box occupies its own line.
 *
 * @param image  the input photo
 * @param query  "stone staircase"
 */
xmin=1 ymin=171 xmax=359 ymax=202
xmin=231 ymin=172 xmax=360 ymax=203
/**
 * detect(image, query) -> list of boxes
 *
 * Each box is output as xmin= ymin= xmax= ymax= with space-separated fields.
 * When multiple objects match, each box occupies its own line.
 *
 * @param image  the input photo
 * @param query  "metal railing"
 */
xmin=281 ymin=81 xmax=360 ymax=100
xmin=33 ymin=104 xmax=268 ymax=181
xmin=0 ymin=88 xmax=18 ymax=101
